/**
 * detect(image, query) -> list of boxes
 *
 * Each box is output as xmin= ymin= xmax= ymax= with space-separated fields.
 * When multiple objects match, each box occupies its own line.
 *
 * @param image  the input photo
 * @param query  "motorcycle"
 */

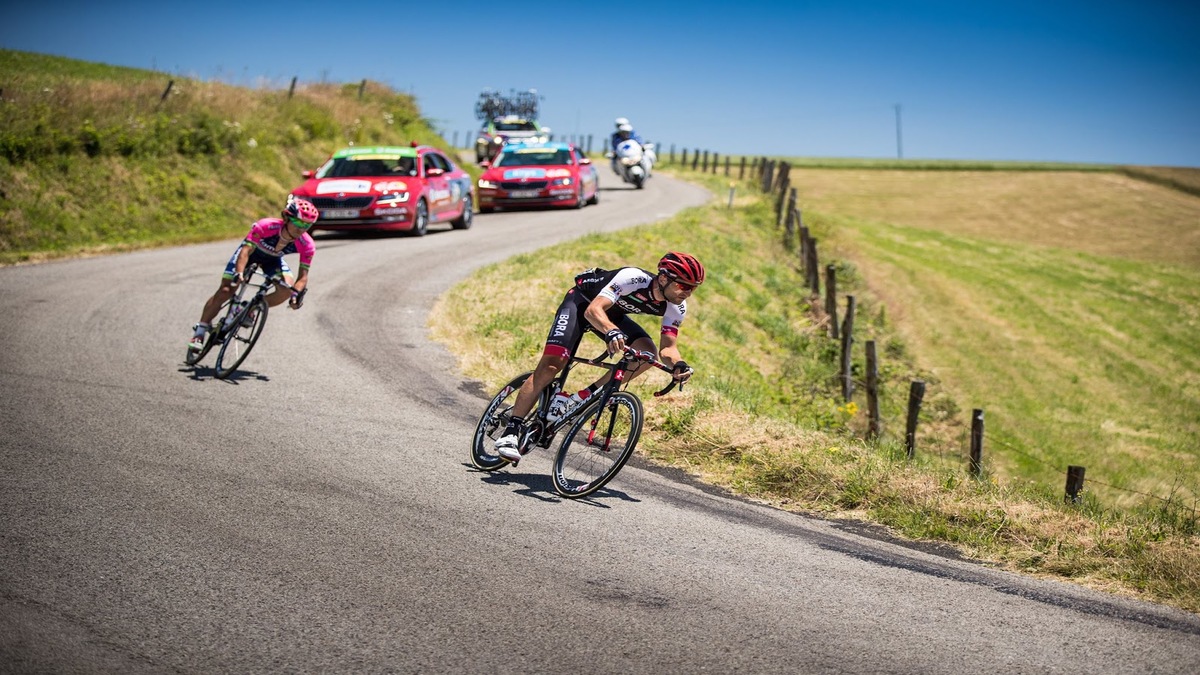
xmin=607 ymin=139 xmax=656 ymax=189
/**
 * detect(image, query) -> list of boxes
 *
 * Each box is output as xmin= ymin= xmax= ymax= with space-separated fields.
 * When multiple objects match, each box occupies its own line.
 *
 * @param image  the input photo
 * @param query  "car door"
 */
xmin=574 ymin=146 xmax=597 ymax=199
xmin=421 ymin=151 xmax=452 ymax=220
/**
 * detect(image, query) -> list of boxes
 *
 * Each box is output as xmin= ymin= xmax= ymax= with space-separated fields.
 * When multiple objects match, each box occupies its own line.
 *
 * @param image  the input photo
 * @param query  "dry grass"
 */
xmin=789 ymin=169 xmax=1200 ymax=267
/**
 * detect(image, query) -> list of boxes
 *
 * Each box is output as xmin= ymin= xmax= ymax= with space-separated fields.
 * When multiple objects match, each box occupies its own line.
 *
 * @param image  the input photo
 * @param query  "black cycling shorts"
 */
xmin=542 ymin=289 xmax=650 ymax=359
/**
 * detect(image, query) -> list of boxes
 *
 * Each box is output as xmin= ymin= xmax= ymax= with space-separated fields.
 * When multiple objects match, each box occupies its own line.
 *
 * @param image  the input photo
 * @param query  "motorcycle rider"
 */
xmin=610 ymin=120 xmax=645 ymax=176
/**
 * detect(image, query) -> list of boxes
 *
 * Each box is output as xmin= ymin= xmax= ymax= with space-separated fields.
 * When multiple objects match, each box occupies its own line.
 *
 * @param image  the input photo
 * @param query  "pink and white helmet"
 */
xmin=283 ymin=196 xmax=319 ymax=229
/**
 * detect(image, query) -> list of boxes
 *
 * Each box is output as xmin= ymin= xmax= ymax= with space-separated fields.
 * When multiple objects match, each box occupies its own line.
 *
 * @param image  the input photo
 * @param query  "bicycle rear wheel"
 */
xmin=552 ymin=391 xmax=643 ymax=498
xmin=184 ymin=298 xmax=235 ymax=366
xmin=472 ymin=373 xmax=536 ymax=471
xmin=214 ymin=298 xmax=268 ymax=379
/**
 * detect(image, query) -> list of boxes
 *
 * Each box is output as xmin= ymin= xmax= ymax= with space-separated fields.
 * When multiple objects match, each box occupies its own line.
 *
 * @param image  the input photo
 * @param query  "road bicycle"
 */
xmin=471 ymin=345 xmax=683 ymax=499
xmin=184 ymin=263 xmax=296 ymax=379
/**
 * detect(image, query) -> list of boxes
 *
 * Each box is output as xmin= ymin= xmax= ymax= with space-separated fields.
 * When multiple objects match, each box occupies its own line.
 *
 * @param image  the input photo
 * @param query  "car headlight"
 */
xmin=478 ymin=179 xmax=498 ymax=189
xmin=550 ymin=178 xmax=573 ymax=186
xmin=377 ymin=192 xmax=410 ymax=205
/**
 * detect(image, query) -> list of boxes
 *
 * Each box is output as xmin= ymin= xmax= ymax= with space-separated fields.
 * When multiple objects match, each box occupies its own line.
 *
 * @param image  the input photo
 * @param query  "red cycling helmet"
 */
xmin=658 ymin=251 xmax=705 ymax=285
xmin=283 ymin=197 xmax=320 ymax=229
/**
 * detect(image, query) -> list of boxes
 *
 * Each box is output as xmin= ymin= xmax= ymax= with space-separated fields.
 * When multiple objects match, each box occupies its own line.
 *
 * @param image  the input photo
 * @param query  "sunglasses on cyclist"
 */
xmin=286 ymin=215 xmax=313 ymax=232
xmin=672 ymin=279 xmax=697 ymax=292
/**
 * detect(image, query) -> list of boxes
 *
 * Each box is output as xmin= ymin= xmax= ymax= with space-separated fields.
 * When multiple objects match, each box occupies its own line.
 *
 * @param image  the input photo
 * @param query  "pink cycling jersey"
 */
xmin=245 ymin=218 xmax=315 ymax=270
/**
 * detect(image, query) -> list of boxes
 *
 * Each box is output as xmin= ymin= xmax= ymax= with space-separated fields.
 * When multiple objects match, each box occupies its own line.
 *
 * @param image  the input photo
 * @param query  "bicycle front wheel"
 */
xmin=552 ymin=391 xmax=643 ymax=498
xmin=214 ymin=298 xmax=269 ymax=379
xmin=471 ymin=373 xmax=532 ymax=471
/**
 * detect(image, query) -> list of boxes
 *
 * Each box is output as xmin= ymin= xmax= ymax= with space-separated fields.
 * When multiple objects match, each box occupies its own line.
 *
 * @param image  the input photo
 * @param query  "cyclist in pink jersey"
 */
xmin=188 ymin=198 xmax=319 ymax=350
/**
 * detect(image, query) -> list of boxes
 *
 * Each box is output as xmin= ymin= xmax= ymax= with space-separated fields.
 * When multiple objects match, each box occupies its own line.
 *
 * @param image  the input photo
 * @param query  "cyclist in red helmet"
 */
xmin=187 ymin=197 xmax=319 ymax=351
xmin=494 ymin=251 xmax=705 ymax=461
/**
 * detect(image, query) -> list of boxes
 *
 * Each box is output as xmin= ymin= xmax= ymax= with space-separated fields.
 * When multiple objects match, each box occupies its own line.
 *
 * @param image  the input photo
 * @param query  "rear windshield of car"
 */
xmin=494 ymin=121 xmax=538 ymax=132
xmin=494 ymin=149 xmax=572 ymax=167
xmin=317 ymin=155 xmax=417 ymax=178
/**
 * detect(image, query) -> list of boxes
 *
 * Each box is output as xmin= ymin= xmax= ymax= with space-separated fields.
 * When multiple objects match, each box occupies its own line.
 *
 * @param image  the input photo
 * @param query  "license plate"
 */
xmin=508 ymin=189 xmax=541 ymax=198
xmin=322 ymin=208 xmax=360 ymax=219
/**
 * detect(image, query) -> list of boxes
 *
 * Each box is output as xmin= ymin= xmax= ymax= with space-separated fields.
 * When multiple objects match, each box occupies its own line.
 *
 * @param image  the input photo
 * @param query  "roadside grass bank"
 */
xmin=429 ymin=167 xmax=1200 ymax=614
xmin=0 ymin=49 xmax=462 ymax=266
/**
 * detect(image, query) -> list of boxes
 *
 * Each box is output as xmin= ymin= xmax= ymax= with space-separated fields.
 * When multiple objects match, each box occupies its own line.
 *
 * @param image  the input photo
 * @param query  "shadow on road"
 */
xmin=465 ymin=464 xmax=641 ymax=507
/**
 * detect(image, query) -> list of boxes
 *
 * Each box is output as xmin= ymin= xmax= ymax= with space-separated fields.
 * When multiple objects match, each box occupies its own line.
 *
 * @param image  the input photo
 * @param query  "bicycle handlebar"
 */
xmin=570 ymin=348 xmax=692 ymax=397
xmin=619 ymin=348 xmax=689 ymax=398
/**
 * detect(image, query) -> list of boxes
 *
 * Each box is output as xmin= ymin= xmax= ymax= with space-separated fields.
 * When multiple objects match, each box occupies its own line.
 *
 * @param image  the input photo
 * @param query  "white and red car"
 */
xmin=476 ymin=142 xmax=599 ymax=213
xmin=289 ymin=145 xmax=474 ymax=235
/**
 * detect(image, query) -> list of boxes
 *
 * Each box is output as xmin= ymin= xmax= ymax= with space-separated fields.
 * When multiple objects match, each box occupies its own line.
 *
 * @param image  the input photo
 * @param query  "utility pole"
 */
xmin=894 ymin=103 xmax=903 ymax=159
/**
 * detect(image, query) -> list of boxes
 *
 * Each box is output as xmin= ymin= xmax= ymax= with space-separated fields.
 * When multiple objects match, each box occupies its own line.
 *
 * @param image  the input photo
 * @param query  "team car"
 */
xmin=474 ymin=115 xmax=550 ymax=164
xmin=289 ymin=145 xmax=474 ymax=236
xmin=476 ymin=142 xmax=599 ymax=213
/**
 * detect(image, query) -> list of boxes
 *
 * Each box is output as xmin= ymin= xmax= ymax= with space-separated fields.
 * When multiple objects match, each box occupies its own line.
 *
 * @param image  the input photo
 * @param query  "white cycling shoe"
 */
xmin=495 ymin=433 xmax=523 ymax=462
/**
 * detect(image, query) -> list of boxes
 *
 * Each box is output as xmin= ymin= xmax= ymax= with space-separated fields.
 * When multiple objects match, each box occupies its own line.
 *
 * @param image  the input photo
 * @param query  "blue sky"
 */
xmin=4 ymin=0 xmax=1198 ymax=167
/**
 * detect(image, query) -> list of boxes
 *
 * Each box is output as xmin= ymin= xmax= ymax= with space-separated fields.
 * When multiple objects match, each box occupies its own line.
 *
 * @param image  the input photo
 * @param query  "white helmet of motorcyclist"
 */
xmin=614 ymin=117 xmax=630 ymax=128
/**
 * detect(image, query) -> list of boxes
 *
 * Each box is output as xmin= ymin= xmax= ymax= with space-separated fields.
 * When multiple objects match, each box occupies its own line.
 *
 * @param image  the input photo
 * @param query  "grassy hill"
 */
xmin=0 ymin=49 xmax=461 ymax=265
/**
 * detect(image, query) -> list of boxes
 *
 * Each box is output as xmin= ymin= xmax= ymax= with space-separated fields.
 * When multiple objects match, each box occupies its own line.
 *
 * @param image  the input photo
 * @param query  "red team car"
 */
xmin=289 ymin=145 xmax=474 ymax=235
xmin=476 ymin=142 xmax=599 ymax=213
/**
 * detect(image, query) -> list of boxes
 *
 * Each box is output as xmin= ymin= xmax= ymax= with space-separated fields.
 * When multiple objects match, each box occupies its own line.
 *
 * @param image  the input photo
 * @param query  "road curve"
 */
xmin=2 ymin=174 xmax=1198 ymax=674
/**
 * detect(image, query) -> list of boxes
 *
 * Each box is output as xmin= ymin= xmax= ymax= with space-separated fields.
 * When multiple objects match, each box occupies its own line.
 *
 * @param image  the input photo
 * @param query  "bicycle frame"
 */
xmin=524 ymin=346 xmax=678 ymax=450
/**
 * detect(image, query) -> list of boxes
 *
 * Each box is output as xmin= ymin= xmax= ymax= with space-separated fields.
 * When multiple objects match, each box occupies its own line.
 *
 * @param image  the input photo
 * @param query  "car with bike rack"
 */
xmin=476 ymin=142 xmax=599 ymax=213
xmin=288 ymin=145 xmax=474 ymax=236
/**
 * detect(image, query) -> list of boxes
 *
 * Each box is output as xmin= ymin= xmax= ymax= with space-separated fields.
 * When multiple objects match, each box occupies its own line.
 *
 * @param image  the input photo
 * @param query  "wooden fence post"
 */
xmin=905 ymin=380 xmax=926 ymax=459
xmin=866 ymin=340 xmax=880 ymax=439
xmin=798 ymin=226 xmax=810 ymax=278
xmin=785 ymin=201 xmax=796 ymax=246
xmin=358 ymin=79 xmax=367 ymax=99
xmin=159 ymin=79 xmax=174 ymax=103
xmin=1065 ymin=466 xmax=1087 ymax=504
xmin=692 ymin=148 xmax=700 ymax=170
xmin=969 ymin=409 xmax=984 ymax=477
xmin=725 ymin=155 xmax=731 ymax=176
xmin=806 ymin=238 xmax=820 ymax=294
xmin=739 ymin=156 xmax=747 ymax=180
xmin=840 ymin=295 xmax=856 ymax=401
xmin=680 ymin=147 xmax=688 ymax=169
xmin=825 ymin=265 xmax=838 ymax=339
xmin=701 ymin=149 xmax=709 ymax=172
xmin=775 ymin=176 xmax=790 ymax=226
xmin=288 ymin=76 xmax=297 ymax=99
xmin=773 ymin=161 xmax=790 ymax=194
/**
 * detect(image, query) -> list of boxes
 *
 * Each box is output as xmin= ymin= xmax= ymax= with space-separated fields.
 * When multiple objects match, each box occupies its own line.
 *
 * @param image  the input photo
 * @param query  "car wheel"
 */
xmin=587 ymin=180 xmax=600 ymax=205
xmin=451 ymin=194 xmax=474 ymax=230
xmin=410 ymin=199 xmax=429 ymax=236
xmin=574 ymin=186 xmax=585 ymax=209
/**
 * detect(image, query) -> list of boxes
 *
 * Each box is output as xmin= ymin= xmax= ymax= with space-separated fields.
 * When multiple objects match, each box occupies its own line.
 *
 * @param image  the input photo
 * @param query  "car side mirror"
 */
xmin=580 ymin=158 xmax=591 ymax=165
xmin=302 ymin=170 xmax=315 ymax=179
xmin=480 ymin=160 xmax=492 ymax=168
xmin=426 ymin=167 xmax=445 ymax=177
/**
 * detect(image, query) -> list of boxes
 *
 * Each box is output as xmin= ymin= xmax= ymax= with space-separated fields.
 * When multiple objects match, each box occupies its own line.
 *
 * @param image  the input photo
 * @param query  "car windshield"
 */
xmin=317 ymin=155 xmax=417 ymax=178
xmin=494 ymin=149 xmax=572 ymax=167
xmin=494 ymin=121 xmax=538 ymax=132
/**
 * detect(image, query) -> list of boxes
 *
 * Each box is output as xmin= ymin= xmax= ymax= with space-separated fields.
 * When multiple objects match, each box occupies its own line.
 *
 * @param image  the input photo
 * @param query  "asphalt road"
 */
xmin=2 ymin=174 xmax=1199 ymax=674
